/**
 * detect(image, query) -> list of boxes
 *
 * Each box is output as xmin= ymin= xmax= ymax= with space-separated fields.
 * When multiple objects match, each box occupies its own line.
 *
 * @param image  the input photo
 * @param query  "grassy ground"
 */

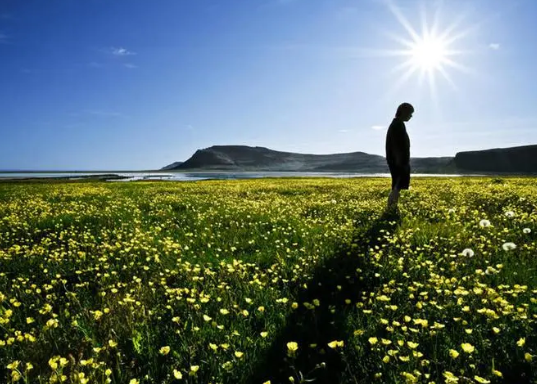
xmin=0 ymin=177 xmax=535 ymax=384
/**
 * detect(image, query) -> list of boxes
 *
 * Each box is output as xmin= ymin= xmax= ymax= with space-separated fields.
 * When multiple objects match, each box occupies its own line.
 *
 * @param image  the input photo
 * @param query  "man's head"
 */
xmin=395 ymin=102 xmax=414 ymax=122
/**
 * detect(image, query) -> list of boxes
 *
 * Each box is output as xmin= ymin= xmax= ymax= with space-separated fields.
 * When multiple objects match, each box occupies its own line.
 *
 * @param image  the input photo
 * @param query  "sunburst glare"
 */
xmin=380 ymin=0 xmax=473 ymax=99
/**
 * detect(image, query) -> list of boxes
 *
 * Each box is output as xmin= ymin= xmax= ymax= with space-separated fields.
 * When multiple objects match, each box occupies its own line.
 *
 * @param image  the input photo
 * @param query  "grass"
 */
xmin=0 ymin=177 xmax=535 ymax=384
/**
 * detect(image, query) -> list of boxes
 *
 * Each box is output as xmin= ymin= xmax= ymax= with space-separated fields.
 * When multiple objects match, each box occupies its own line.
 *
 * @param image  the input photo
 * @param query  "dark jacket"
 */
xmin=385 ymin=118 xmax=410 ymax=166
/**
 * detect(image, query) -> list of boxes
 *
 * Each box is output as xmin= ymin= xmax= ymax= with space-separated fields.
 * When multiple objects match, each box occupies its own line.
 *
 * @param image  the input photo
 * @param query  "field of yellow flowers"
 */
xmin=0 ymin=177 xmax=536 ymax=384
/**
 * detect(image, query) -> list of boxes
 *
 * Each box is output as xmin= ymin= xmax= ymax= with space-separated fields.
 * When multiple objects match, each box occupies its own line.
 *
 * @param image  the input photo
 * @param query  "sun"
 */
xmin=409 ymin=34 xmax=449 ymax=71
xmin=378 ymin=0 xmax=473 ymax=96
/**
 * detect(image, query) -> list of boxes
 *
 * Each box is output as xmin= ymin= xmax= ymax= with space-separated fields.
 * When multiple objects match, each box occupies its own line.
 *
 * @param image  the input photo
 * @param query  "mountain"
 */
xmin=161 ymin=145 xmax=455 ymax=173
xmin=454 ymin=145 xmax=537 ymax=174
xmin=160 ymin=161 xmax=183 ymax=171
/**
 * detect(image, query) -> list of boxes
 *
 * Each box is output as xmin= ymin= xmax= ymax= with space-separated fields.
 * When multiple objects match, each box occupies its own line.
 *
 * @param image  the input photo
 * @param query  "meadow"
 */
xmin=0 ymin=177 xmax=536 ymax=384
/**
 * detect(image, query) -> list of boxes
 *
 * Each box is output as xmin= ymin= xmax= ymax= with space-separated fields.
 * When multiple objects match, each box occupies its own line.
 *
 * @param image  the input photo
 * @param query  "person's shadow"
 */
xmin=243 ymin=208 xmax=402 ymax=384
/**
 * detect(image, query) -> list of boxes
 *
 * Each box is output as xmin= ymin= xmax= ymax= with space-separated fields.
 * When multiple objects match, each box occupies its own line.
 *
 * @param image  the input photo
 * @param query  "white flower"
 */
xmin=448 ymin=208 xmax=456 ymax=214
xmin=502 ymin=242 xmax=516 ymax=251
xmin=461 ymin=248 xmax=474 ymax=257
xmin=523 ymin=228 xmax=531 ymax=234
xmin=505 ymin=211 xmax=515 ymax=218
xmin=479 ymin=219 xmax=491 ymax=228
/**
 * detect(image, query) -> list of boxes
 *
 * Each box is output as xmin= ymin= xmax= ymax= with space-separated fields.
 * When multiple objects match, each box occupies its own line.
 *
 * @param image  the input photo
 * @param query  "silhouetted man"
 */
xmin=386 ymin=102 xmax=414 ymax=210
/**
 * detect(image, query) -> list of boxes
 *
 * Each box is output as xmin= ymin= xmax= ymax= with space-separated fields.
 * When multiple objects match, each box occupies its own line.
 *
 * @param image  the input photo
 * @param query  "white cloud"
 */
xmin=86 ymin=110 xmax=126 ymax=118
xmin=124 ymin=63 xmax=138 ymax=69
xmin=489 ymin=43 xmax=500 ymax=50
xmin=371 ymin=125 xmax=385 ymax=130
xmin=110 ymin=47 xmax=136 ymax=56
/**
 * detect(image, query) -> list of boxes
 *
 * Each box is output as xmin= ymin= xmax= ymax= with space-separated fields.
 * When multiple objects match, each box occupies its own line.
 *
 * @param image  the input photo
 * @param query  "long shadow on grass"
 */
xmin=244 ymin=208 xmax=402 ymax=384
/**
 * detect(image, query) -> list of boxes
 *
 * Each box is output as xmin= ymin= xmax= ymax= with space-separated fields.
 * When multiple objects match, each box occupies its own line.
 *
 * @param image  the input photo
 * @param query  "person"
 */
xmin=385 ymin=102 xmax=414 ymax=211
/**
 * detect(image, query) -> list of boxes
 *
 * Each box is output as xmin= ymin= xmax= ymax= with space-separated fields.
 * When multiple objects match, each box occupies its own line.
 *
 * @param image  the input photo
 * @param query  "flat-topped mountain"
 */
xmin=454 ymin=145 xmax=537 ymax=174
xmin=162 ymin=145 xmax=454 ymax=173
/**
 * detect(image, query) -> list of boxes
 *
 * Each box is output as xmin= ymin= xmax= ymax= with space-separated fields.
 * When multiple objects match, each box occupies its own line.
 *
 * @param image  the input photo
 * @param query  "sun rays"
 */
xmin=378 ymin=0 xmax=474 ymax=101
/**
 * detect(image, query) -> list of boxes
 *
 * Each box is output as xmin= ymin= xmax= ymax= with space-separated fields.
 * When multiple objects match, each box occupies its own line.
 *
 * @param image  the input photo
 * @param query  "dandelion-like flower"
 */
xmin=461 ymin=248 xmax=474 ymax=257
xmin=502 ymin=242 xmax=516 ymax=251
xmin=479 ymin=219 xmax=491 ymax=228
xmin=523 ymin=228 xmax=531 ymax=234
xmin=505 ymin=211 xmax=515 ymax=218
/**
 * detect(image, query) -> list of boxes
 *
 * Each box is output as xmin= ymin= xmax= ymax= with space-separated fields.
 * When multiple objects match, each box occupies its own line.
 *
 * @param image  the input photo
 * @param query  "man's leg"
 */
xmin=387 ymin=187 xmax=400 ymax=209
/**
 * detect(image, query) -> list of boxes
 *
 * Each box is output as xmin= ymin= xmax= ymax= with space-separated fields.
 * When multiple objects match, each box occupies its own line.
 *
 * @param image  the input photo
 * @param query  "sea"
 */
xmin=0 ymin=171 xmax=468 ymax=182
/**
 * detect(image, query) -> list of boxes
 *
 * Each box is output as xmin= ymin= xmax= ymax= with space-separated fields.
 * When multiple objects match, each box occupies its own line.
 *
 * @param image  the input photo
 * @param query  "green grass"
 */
xmin=0 ymin=177 xmax=536 ymax=384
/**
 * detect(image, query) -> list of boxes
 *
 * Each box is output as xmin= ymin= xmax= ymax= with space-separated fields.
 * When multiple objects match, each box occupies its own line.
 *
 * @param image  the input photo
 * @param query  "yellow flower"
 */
xmin=517 ymin=338 xmax=525 ymax=347
xmin=443 ymin=371 xmax=459 ymax=383
xmin=287 ymin=342 xmax=299 ymax=353
xmin=461 ymin=343 xmax=475 ymax=354
xmin=261 ymin=332 xmax=268 ymax=338
xmin=203 ymin=315 xmax=212 ymax=322
xmin=263 ymin=381 xmax=271 ymax=384
xmin=209 ymin=343 xmax=218 ymax=351
xmin=10 ymin=370 xmax=21 ymax=381
xmin=49 ymin=358 xmax=58 ymax=370
xmin=258 ymin=306 xmax=265 ymax=312
xmin=368 ymin=337 xmax=378 ymax=345
xmin=327 ymin=340 xmax=344 ymax=349
xmin=109 ymin=340 xmax=118 ymax=348
xmin=382 ymin=355 xmax=390 ymax=363
xmin=7 ymin=361 xmax=20 ymax=370
xmin=407 ymin=341 xmax=419 ymax=349
xmin=173 ymin=369 xmax=183 ymax=379
xmin=492 ymin=327 xmax=500 ymax=334
xmin=474 ymin=376 xmax=490 ymax=384
xmin=129 ymin=379 xmax=139 ymax=384
xmin=235 ymin=351 xmax=244 ymax=358
xmin=492 ymin=369 xmax=502 ymax=377
xmin=190 ymin=365 xmax=199 ymax=373
xmin=220 ymin=309 xmax=229 ymax=315
xmin=449 ymin=349 xmax=459 ymax=359
xmin=159 ymin=346 xmax=171 ymax=355
xmin=525 ymin=353 xmax=533 ymax=362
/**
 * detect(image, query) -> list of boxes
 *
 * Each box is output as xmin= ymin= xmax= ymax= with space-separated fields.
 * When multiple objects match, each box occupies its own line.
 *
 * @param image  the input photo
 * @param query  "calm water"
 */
xmin=0 ymin=171 xmax=467 ymax=181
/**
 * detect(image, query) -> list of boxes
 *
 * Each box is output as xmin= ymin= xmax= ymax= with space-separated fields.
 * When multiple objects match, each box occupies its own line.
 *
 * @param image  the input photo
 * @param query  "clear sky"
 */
xmin=1 ymin=0 xmax=536 ymax=170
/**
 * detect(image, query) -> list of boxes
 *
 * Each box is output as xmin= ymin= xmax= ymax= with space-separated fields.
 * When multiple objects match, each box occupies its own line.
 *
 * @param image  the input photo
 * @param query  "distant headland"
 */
xmin=161 ymin=144 xmax=537 ymax=174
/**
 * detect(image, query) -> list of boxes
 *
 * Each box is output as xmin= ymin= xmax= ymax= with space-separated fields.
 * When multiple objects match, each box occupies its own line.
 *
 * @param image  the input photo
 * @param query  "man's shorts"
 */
xmin=388 ymin=162 xmax=410 ymax=190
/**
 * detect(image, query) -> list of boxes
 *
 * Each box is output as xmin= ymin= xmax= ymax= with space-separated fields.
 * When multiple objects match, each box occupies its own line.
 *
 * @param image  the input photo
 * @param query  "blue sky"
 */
xmin=1 ymin=0 xmax=536 ymax=170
